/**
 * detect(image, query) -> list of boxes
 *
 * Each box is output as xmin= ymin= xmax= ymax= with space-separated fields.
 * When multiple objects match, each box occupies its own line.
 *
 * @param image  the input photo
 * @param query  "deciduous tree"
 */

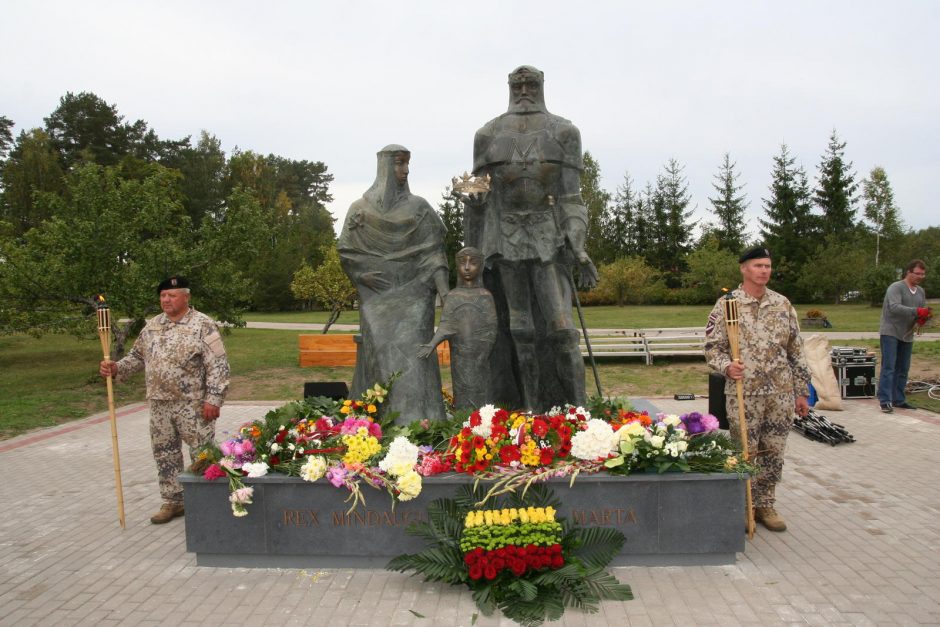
xmin=862 ymin=166 xmax=904 ymax=266
xmin=307 ymin=245 xmax=357 ymax=333
xmin=580 ymin=151 xmax=612 ymax=264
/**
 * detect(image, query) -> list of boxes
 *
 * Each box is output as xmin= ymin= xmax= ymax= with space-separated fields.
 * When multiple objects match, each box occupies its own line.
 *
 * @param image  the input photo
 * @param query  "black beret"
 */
xmin=738 ymin=247 xmax=772 ymax=263
xmin=157 ymin=276 xmax=189 ymax=293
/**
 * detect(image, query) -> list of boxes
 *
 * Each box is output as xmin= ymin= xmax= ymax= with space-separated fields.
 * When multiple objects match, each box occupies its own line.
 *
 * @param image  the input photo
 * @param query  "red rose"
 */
xmin=484 ymin=564 xmax=498 ymax=580
xmin=551 ymin=554 xmax=564 ymax=569
xmin=269 ymin=455 xmax=280 ymax=466
xmin=469 ymin=563 xmax=483 ymax=580
xmin=511 ymin=559 xmax=527 ymax=576
xmin=492 ymin=558 xmax=505 ymax=570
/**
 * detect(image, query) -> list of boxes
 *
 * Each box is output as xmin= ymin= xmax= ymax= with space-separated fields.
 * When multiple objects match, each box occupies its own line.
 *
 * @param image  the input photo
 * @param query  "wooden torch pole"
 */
xmin=96 ymin=296 xmax=126 ymax=528
xmin=723 ymin=295 xmax=755 ymax=539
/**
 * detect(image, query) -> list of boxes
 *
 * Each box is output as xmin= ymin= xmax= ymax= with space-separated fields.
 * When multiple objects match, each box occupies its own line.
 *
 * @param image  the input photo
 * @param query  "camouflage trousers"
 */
xmin=149 ymin=399 xmax=215 ymax=504
xmin=726 ymin=392 xmax=795 ymax=507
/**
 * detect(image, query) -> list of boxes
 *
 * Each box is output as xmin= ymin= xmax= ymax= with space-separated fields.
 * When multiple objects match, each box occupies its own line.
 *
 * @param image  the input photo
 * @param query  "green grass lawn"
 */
xmin=2 ymin=312 xmax=937 ymax=440
xmin=246 ymin=303 xmax=885 ymax=332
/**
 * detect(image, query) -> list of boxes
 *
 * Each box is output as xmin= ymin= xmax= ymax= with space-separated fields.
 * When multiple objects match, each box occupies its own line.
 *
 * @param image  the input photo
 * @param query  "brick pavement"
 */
xmin=1 ymin=397 xmax=938 ymax=626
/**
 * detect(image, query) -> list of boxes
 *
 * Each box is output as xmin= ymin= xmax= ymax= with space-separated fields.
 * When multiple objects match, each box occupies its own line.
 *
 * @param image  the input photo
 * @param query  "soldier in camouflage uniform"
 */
xmin=704 ymin=247 xmax=811 ymax=532
xmin=100 ymin=276 xmax=230 ymax=524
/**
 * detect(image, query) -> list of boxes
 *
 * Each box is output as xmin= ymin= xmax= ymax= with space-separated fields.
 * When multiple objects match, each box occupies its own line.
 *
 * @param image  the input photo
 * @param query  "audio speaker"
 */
xmin=708 ymin=372 xmax=729 ymax=430
xmin=303 ymin=381 xmax=349 ymax=401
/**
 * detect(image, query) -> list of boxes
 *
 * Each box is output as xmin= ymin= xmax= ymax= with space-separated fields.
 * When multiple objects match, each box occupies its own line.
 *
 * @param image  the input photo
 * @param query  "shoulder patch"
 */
xmin=705 ymin=311 xmax=719 ymax=336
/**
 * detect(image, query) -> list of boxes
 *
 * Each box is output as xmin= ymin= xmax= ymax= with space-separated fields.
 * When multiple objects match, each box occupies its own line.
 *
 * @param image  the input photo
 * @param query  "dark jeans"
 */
xmin=878 ymin=335 xmax=913 ymax=405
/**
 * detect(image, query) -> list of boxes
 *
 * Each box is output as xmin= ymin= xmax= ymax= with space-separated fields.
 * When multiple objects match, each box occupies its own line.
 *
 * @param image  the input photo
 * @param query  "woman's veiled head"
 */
xmin=364 ymin=144 xmax=411 ymax=212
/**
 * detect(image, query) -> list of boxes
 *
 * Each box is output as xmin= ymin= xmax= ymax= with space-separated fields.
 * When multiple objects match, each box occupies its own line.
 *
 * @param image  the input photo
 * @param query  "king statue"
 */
xmin=463 ymin=65 xmax=598 ymax=411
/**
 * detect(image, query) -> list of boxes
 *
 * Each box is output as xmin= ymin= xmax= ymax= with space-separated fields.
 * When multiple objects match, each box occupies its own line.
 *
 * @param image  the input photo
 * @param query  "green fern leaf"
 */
xmin=569 ymin=526 xmax=626 ymax=569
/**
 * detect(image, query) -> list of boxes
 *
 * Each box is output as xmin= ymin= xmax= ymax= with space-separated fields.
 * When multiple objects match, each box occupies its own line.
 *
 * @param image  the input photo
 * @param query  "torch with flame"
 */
xmin=722 ymin=292 xmax=755 ymax=539
xmin=96 ymin=295 xmax=126 ymax=528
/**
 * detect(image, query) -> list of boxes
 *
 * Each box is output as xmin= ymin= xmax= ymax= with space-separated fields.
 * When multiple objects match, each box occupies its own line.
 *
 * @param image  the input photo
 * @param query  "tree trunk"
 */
xmin=322 ymin=308 xmax=341 ymax=334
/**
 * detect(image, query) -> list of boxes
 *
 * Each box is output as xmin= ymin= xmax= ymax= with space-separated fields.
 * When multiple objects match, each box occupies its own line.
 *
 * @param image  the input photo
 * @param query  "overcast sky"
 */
xmin=3 ymin=0 xmax=938 ymax=239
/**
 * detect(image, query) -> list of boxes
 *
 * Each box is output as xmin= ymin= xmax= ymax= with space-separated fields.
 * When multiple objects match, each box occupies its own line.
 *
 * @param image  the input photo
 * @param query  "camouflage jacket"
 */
xmin=704 ymin=287 xmax=811 ymax=398
xmin=117 ymin=308 xmax=230 ymax=406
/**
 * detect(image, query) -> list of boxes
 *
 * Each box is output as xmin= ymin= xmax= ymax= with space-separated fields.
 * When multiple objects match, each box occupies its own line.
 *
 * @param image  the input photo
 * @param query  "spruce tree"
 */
xmin=653 ymin=158 xmax=696 ymax=280
xmin=604 ymin=172 xmax=637 ymax=259
xmin=814 ymin=130 xmax=859 ymax=238
xmin=759 ymin=144 xmax=817 ymax=298
xmin=437 ymin=190 xmax=464 ymax=287
xmin=708 ymin=153 xmax=749 ymax=253
xmin=639 ymin=181 xmax=659 ymax=269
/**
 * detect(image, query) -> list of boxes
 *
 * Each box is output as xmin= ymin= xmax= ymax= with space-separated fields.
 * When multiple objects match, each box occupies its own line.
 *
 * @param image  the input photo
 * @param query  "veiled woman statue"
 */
xmin=338 ymin=145 xmax=449 ymax=422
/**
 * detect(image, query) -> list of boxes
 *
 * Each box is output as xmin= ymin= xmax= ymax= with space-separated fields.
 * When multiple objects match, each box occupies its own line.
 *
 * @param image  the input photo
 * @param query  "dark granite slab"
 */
xmin=181 ymin=471 xmax=745 ymax=568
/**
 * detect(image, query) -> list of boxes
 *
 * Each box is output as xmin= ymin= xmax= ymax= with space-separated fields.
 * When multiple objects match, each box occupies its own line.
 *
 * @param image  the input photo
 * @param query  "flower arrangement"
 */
xmin=426 ymin=401 xmax=750 ymax=506
xmin=460 ymin=506 xmax=564 ymax=579
xmin=388 ymin=485 xmax=632 ymax=627
xmin=448 ymin=404 xmax=583 ymax=474
xmin=603 ymin=410 xmax=744 ymax=475
xmin=195 ymin=377 xmax=445 ymax=517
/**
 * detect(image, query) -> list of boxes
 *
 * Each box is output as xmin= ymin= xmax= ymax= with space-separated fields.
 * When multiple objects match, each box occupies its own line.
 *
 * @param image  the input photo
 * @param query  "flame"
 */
xmin=97 ymin=294 xmax=106 ymax=304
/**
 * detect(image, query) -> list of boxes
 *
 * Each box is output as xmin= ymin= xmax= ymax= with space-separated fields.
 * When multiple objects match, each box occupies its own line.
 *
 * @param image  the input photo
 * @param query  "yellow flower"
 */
xmin=367 ymin=404 xmax=377 ymax=414
xmin=396 ymin=470 xmax=422 ymax=501
xmin=343 ymin=399 xmax=352 ymax=406
xmin=340 ymin=406 xmax=350 ymax=414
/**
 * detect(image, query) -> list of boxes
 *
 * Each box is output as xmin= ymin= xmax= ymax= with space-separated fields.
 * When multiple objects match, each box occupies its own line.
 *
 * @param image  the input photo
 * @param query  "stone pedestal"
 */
xmin=180 ymin=471 xmax=746 ymax=568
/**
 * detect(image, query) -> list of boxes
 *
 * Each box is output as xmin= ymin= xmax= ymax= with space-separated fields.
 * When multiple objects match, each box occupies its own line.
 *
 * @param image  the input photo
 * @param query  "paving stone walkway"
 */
xmin=1 ymin=397 xmax=938 ymax=626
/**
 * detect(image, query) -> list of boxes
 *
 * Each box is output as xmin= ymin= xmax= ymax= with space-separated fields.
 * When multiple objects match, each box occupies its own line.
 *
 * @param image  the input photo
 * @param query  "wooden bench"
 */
xmin=299 ymin=334 xmax=449 ymax=367
xmin=580 ymin=327 xmax=705 ymax=365
xmin=641 ymin=327 xmax=706 ymax=365
xmin=579 ymin=331 xmax=648 ymax=359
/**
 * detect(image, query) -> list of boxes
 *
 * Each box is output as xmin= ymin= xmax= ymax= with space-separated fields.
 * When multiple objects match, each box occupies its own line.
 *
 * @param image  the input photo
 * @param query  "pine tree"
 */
xmin=862 ymin=166 xmax=904 ymax=266
xmin=814 ymin=130 xmax=859 ymax=238
xmin=759 ymin=144 xmax=817 ymax=297
xmin=707 ymin=153 xmax=749 ymax=253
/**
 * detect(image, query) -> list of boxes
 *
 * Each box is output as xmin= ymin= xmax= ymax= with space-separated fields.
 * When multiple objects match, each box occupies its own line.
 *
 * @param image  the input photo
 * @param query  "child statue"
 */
xmin=417 ymin=247 xmax=497 ymax=409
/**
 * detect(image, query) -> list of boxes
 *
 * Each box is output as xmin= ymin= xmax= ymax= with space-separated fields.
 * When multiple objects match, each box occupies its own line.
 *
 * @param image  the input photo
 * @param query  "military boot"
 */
xmin=754 ymin=507 xmax=786 ymax=532
xmin=150 ymin=502 xmax=185 ymax=524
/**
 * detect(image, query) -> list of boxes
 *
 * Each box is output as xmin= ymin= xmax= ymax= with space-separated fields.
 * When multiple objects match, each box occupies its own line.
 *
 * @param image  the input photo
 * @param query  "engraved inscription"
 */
xmin=570 ymin=508 xmax=637 ymax=526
